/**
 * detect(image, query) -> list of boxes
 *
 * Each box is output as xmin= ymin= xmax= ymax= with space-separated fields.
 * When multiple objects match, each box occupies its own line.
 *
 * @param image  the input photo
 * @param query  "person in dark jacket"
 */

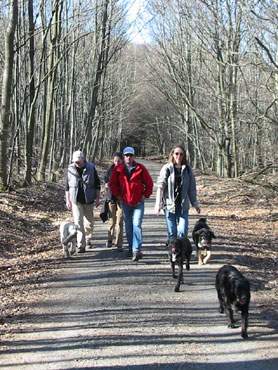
xmin=109 ymin=146 xmax=153 ymax=261
xmin=154 ymin=144 xmax=200 ymax=241
xmin=104 ymin=152 xmax=123 ymax=249
xmin=65 ymin=150 xmax=100 ymax=252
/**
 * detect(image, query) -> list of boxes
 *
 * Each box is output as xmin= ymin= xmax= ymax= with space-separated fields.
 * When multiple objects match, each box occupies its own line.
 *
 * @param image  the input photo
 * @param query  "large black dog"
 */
xmin=215 ymin=264 xmax=251 ymax=339
xmin=168 ymin=237 xmax=192 ymax=292
xmin=192 ymin=218 xmax=215 ymax=265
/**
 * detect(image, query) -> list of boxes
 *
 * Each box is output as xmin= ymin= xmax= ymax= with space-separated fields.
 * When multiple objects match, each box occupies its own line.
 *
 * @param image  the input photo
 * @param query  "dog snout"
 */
xmin=200 ymin=239 xmax=210 ymax=247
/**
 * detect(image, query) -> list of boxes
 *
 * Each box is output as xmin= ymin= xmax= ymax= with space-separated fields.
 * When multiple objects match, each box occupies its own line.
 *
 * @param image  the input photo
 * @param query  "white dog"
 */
xmin=59 ymin=221 xmax=78 ymax=258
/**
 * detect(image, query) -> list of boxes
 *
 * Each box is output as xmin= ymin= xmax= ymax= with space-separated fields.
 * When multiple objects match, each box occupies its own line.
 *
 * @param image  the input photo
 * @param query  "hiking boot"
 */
xmin=106 ymin=240 xmax=113 ymax=248
xmin=127 ymin=249 xmax=133 ymax=257
xmin=116 ymin=245 xmax=123 ymax=251
xmin=77 ymin=247 xmax=86 ymax=253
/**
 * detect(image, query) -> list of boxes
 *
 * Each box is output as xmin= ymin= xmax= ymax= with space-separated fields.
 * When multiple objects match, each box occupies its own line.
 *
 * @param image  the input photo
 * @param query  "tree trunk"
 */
xmin=38 ymin=0 xmax=63 ymax=181
xmin=24 ymin=0 xmax=36 ymax=185
xmin=82 ymin=0 xmax=109 ymax=155
xmin=0 ymin=0 xmax=18 ymax=189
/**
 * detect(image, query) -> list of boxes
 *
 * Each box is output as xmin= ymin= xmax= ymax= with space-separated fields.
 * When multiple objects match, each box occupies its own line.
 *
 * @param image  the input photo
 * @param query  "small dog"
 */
xmin=192 ymin=218 xmax=215 ymax=265
xmin=168 ymin=237 xmax=192 ymax=292
xmin=59 ymin=221 xmax=78 ymax=258
xmin=215 ymin=264 xmax=250 ymax=339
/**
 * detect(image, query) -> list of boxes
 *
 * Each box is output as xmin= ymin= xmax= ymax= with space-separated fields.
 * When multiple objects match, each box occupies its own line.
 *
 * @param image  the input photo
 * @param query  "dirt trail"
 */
xmin=0 ymin=160 xmax=277 ymax=370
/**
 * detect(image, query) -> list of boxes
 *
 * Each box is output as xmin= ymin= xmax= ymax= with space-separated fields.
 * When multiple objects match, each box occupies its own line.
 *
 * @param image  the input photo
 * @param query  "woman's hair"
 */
xmin=112 ymin=151 xmax=123 ymax=159
xmin=168 ymin=144 xmax=187 ymax=166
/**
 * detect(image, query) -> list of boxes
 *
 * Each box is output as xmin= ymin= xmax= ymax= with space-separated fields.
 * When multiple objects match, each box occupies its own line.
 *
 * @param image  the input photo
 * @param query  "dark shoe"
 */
xmin=77 ymin=247 xmax=86 ymax=253
xmin=106 ymin=240 xmax=112 ymax=248
xmin=137 ymin=251 xmax=143 ymax=260
xmin=116 ymin=245 xmax=123 ymax=251
xmin=126 ymin=248 xmax=133 ymax=257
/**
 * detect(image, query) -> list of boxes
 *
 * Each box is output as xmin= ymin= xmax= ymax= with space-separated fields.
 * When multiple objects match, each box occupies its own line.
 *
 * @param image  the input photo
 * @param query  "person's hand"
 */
xmin=141 ymin=195 xmax=145 ymax=202
xmin=66 ymin=199 xmax=72 ymax=211
xmin=154 ymin=204 xmax=161 ymax=216
xmin=195 ymin=206 xmax=201 ymax=214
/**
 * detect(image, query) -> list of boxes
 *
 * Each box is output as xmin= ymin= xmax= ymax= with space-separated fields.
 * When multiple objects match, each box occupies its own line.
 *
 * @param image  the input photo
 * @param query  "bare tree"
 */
xmin=0 ymin=0 xmax=18 ymax=189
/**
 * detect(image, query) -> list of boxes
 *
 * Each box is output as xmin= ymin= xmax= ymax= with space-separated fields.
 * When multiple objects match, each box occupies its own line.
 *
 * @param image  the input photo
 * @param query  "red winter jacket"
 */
xmin=109 ymin=162 xmax=153 ymax=206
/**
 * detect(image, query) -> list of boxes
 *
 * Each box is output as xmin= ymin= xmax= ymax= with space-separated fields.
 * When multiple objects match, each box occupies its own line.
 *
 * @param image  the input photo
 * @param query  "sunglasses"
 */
xmin=174 ymin=152 xmax=184 ymax=156
xmin=124 ymin=154 xmax=133 ymax=157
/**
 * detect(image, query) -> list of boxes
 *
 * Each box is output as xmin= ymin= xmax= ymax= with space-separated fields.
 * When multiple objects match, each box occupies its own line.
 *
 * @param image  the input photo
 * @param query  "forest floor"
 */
xmin=0 ymin=163 xmax=277 ymax=330
xmin=0 ymin=160 xmax=277 ymax=367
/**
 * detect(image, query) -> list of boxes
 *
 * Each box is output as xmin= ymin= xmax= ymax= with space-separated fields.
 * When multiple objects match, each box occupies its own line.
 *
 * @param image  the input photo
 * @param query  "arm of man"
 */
xmin=141 ymin=165 xmax=153 ymax=198
xmin=94 ymin=168 xmax=101 ymax=207
xmin=65 ymin=169 xmax=72 ymax=210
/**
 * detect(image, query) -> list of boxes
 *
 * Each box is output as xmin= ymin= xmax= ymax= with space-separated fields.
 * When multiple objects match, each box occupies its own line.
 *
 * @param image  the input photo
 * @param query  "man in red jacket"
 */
xmin=109 ymin=146 xmax=153 ymax=261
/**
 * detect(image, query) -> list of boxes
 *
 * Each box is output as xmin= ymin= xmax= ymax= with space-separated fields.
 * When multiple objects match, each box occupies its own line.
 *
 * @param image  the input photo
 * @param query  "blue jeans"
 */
xmin=164 ymin=206 xmax=189 ymax=240
xmin=122 ymin=201 xmax=144 ymax=253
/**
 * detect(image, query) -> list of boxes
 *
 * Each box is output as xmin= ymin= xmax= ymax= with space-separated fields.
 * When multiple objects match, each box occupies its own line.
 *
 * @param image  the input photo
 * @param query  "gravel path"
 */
xmin=1 ymin=160 xmax=277 ymax=370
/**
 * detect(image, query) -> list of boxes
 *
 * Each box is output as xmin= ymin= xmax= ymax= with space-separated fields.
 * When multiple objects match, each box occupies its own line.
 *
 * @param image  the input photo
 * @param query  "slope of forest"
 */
xmin=0 ymin=169 xmax=277 ymax=336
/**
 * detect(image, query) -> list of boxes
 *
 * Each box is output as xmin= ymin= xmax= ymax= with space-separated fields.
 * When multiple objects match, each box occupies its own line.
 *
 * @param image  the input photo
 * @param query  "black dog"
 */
xmin=192 ymin=218 xmax=215 ymax=265
xmin=215 ymin=265 xmax=250 ymax=339
xmin=168 ymin=237 xmax=192 ymax=292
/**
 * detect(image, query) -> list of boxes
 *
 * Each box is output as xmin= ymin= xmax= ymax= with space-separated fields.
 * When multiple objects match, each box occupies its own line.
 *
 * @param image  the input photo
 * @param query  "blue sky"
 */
xmin=126 ymin=0 xmax=152 ymax=44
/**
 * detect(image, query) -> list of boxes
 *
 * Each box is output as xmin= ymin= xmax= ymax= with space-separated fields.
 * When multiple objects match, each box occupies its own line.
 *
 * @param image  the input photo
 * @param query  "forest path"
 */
xmin=0 ymin=160 xmax=277 ymax=369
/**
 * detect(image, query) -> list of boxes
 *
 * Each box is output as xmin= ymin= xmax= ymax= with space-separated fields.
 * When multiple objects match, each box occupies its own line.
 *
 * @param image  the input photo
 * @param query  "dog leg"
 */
xmin=69 ymin=241 xmax=77 ymax=256
xmin=186 ymin=257 xmax=190 ymax=271
xmin=171 ymin=261 xmax=177 ymax=279
xmin=175 ymin=263 xmax=183 ymax=292
xmin=203 ymin=250 xmax=211 ymax=264
xmin=63 ymin=244 xmax=70 ymax=258
xmin=227 ymin=306 xmax=236 ymax=328
xmin=217 ymin=289 xmax=225 ymax=313
xmin=241 ymin=309 xmax=249 ymax=339
xmin=197 ymin=250 xmax=202 ymax=266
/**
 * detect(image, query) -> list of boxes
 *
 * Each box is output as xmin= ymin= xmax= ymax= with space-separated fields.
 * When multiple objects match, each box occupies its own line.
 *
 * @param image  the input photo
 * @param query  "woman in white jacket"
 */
xmin=154 ymin=145 xmax=200 ymax=241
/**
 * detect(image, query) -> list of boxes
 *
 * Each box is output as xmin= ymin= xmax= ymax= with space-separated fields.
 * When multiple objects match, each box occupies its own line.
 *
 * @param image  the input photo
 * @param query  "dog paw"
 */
xmin=173 ymin=274 xmax=177 ymax=279
xmin=219 ymin=307 xmax=224 ymax=314
xmin=174 ymin=286 xmax=180 ymax=292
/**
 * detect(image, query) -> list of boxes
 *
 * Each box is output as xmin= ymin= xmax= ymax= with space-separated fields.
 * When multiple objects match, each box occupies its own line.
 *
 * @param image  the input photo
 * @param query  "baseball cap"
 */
xmin=72 ymin=150 xmax=85 ymax=162
xmin=123 ymin=146 xmax=135 ymax=156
